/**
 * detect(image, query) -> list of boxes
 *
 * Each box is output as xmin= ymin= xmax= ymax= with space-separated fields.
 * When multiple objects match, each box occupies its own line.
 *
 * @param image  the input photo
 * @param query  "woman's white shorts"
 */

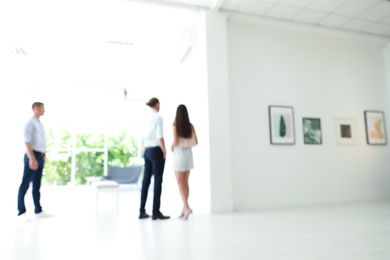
xmin=172 ymin=147 xmax=194 ymax=172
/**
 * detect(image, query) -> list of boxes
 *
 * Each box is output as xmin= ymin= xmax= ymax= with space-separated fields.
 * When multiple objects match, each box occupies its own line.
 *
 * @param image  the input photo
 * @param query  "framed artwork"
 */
xmin=335 ymin=118 xmax=357 ymax=145
xmin=364 ymin=110 xmax=387 ymax=145
xmin=268 ymin=106 xmax=295 ymax=145
xmin=303 ymin=118 xmax=322 ymax=144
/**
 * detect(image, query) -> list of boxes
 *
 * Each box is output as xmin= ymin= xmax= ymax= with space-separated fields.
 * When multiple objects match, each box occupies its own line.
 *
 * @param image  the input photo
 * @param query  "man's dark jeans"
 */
xmin=140 ymin=147 xmax=165 ymax=215
xmin=17 ymin=152 xmax=45 ymax=215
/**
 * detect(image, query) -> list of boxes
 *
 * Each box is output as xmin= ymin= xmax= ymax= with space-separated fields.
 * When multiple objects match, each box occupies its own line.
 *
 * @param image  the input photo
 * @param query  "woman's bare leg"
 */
xmin=183 ymin=171 xmax=190 ymax=208
xmin=175 ymin=171 xmax=191 ymax=213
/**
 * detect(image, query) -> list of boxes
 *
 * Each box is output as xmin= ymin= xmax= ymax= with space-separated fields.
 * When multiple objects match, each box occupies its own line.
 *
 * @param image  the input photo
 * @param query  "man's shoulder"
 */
xmin=25 ymin=116 xmax=35 ymax=125
xmin=25 ymin=116 xmax=41 ymax=127
xmin=149 ymin=110 xmax=162 ymax=119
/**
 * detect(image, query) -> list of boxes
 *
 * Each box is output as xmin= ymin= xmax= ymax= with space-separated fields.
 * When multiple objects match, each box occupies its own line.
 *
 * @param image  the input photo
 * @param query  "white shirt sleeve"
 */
xmin=24 ymin=120 xmax=34 ymax=143
xmin=155 ymin=116 xmax=163 ymax=140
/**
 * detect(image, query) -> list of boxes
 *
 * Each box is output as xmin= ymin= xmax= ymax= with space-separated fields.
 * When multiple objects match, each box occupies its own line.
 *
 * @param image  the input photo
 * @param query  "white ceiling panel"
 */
xmin=342 ymin=19 xmax=375 ymax=32
xmin=158 ymin=0 xmax=180 ymax=4
xmin=359 ymin=3 xmax=390 ymax=22
xmin=318 ymin=15 xmax=350 ymax=28
xmin=222 ymin=0 xmax=242 ymax=11
xmin=278 ymin=0 xmax=315 ymax=9
xmin=383 ymin=17 xmax=390 ymax=25
xmin=253 ymin=0 xmax=279 ymax=4
xmin=293 ymin=10 xmax=327 ymax=24
xmin=364 ymin=23 xmax=390 ymax=35
xmin=266 ymin=5 xmax=301 ymax=20
xmin=178 ymin=0 xmax=213 ymax=7
xmin=145 ymin=0 xmax=390 ymax=38
xmin=306 ymin=0 xmax=348 ymax=13
xmin=333 ymin=0 xmax=378 ymax=18
xmin=238 ymin=1 xmax=273 ymax=16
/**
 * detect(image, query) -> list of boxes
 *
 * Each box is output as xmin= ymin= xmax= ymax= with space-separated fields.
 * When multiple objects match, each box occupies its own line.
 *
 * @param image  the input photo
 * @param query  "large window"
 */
xmin=43 ymin=127 xmax=142 ymax=186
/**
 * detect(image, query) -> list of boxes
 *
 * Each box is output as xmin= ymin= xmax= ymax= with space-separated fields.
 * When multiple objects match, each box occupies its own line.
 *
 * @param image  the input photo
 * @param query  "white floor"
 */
xmin=2 ymin=186 xmax=390 ymax=260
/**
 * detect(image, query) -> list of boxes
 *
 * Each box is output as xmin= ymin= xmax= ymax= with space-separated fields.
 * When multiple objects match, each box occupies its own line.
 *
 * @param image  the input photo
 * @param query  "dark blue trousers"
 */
xmin=17 ymin=152 xmax=45 ymax=215
xmin=140 ymin=147 xmax=165 ymax=215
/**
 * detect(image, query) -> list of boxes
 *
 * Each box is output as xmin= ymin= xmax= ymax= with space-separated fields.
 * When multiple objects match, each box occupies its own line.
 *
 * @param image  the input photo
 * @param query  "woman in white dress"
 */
xmin=171 ymin=105 xmax=198 ymax=220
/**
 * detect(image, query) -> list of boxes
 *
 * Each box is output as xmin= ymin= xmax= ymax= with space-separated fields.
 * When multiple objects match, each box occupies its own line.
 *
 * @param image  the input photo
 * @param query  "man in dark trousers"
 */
xmin=17 ymin=102 xmax=52 ymax=222
xmin=139 ymin=98 xmax=170 ymax=220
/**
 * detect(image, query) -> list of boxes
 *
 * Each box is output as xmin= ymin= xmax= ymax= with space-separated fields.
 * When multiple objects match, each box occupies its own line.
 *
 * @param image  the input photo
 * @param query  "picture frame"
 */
xmin=303 ymin=118 xmax=322 ymax=145
xmin=335 ymin=118 xmax=357 ymax=145
xmin=268 ymin=106 xmax=295 ymax=145
xmin=364 ymin=110 xmax=387 ymax=145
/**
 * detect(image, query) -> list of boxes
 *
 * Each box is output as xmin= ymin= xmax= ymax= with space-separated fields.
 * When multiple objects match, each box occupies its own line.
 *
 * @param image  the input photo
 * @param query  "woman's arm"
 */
xmin=171 ymin=124 xmax=179 ymax=150
xmin=192 ymin=125 xmax=198 ymax=145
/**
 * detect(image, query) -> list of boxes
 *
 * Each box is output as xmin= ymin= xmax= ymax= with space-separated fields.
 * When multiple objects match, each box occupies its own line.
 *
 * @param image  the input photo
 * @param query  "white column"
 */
xmin=385 ymin=43 xmax=390 ymax=101
xmin=204 ymin=11 xmax=234 ymax=213
xmin=385 ymin=43 xmax=390 ymax=200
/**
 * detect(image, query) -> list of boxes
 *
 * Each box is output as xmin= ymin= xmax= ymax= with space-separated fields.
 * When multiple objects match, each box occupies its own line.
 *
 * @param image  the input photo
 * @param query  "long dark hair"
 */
xmin=174 ymin=104 xmax=192 ymax=138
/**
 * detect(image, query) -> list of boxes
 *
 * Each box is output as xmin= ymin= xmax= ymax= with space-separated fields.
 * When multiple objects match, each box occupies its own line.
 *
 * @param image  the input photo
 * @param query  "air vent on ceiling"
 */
xmin=107 ymin=41 xmax=133 ymax=46
xmin=3 ymin=47 xmax=27 ymax=55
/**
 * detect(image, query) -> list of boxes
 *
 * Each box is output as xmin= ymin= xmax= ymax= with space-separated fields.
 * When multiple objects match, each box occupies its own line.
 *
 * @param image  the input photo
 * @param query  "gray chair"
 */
xmin=102 ymin=165 xmax=142 ymax=186
xmin=95 ymin=165 xmax=142 ymax=215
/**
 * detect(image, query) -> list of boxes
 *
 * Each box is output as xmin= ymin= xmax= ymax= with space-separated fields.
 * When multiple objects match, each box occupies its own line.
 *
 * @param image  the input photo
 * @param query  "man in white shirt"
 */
xmin=139 ymin=98 xmax=170 ymax=220
xmin=17 ymin=102 xmax=51 ymax=222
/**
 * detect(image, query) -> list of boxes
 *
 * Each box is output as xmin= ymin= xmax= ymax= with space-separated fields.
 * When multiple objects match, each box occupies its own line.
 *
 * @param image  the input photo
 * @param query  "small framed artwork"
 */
xmin=268 ymin=106 xmax=295 ymax=145
xmin=335 ymin=118 xmax=357 ymax=145
xmin=303 ymin=118 xmax=322 ymax=144
xmin=364 ymin=110 xmax=387 ymax=145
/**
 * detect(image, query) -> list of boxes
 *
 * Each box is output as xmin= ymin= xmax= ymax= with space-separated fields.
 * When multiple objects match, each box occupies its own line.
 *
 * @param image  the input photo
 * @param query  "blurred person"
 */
xmin=17 ymin=102 xmax=52 ymax=222
xmin=139 ymin=98 xmax=170 ymax=220
xmin=171 ymin=104 xmax=198 ymax=220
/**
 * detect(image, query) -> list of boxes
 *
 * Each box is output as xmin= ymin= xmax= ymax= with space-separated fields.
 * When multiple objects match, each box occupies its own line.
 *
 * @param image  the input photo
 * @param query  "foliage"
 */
xmin=46 ymin=128 xmax=73 ymax=148
xmin=304 ymin=132 xmax=320 ymax=144
xmin=75 ymin=152 xmax=105 ymax=185
xmin=309 ymin=119 xmax=321 ymax=130
xmin=76 ymin=133 xmax=105 ymax=148
xmin=42 ymin=152 xmax=72 ymax=185
xmin=107 ymin=128 xmax=140 ymax=167
xmin=303 ymin=119 xmax=321 ymax=144
xmin=279 ymin=115 xmax=286 ymax=137
xmin=43 ymin=128 xmax=142 ymax=186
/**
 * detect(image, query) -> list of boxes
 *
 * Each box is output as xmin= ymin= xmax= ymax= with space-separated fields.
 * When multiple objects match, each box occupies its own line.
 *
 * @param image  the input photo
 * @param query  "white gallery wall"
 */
xmin=227 ymin=15 xmax=390 ymax=211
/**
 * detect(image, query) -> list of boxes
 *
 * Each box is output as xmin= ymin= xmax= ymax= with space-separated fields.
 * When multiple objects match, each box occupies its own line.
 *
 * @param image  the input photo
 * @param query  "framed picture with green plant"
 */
xmin=268 ymin=105 xmax=295 ymax=145
xmin=303 ymin=118 xmax=322 ymax=144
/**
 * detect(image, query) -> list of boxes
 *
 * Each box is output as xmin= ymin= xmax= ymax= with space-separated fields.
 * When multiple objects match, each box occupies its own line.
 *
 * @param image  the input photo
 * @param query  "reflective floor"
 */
xmin=2 ymin=186 xmax=390 ymax=260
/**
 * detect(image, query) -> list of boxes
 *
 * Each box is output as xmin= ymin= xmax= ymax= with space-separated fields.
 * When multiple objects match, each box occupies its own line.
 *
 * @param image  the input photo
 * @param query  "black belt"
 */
xmin=145 ymin=146 xmax=159 ymax=149
xmin=33 ymin=150 xmax=45 ymax=157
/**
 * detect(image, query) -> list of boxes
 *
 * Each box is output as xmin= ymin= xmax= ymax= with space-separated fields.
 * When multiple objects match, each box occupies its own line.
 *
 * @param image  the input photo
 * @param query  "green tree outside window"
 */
xmin=43 ymin=128 xmax=142 ymax=185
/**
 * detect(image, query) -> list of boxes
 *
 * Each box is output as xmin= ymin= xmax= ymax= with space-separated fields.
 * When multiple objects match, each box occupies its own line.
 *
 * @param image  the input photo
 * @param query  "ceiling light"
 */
xmin=107 ymin=41 xmax=133 ymax=46
xmin=2 ymin=47 xmax=27 ymax=55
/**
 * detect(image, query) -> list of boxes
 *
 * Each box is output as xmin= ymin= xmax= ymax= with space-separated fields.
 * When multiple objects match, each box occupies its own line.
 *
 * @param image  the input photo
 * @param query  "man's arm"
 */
xmin=156 ymin=116 xmax=166 ymax=158
xmin=159 ymin=138 xmax=167 ymax=159
xmin=25 ymin=142 xmax=38 ymax=170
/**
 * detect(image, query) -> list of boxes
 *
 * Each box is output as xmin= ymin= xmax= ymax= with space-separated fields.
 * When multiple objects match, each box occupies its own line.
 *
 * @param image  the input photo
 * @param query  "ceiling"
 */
xmin=0 ymin=0 xmax=198 ymax=92
xmin=138 ymin=0 xmax=390 ymax=39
